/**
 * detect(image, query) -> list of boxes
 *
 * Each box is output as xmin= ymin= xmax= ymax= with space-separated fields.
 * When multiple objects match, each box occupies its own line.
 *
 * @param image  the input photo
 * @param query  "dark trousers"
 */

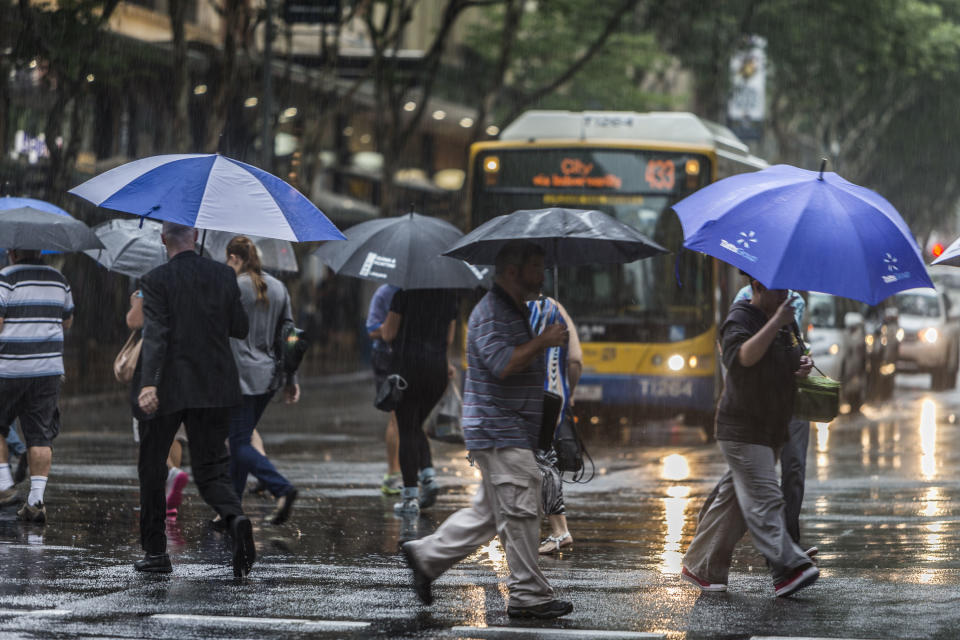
xmin=228 ymin=393 xmax=293 ymax=499
xmin=780 ymin=418 xmax=810 ymax=544
xmin=138 ymin=407 xmax=243 ymax=554
xmin=395 ymin=357 xmax=447 ymax=488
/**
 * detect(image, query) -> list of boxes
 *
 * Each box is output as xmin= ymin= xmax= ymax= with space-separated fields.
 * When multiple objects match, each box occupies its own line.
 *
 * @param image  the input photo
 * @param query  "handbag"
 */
xmin=791 ymin=323 xmax=841 ymax=422
xmin=375 ymin=373 xmax=408 ymax=412
xmin=795 ymin=374 xmax=841 ymax=422
xmin=280 ymin=324 xmax=309 ymax=375
xmin=553 ymin=416 xmax=583 ymax=473
xmin=539 ymin=390 xmax=563 ymax=451
xmin=113 ymin=331 xmax=142 ymax=384
xmin=424 ymin=382 xmax=464 ymax=444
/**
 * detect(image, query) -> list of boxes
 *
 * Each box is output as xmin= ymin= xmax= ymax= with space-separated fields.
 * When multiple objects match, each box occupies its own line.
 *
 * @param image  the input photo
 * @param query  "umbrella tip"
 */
xmin=818 ymin=158 xmax=828 ymax=181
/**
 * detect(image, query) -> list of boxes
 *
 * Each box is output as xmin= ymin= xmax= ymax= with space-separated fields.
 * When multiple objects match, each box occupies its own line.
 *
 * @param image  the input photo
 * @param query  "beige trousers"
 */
xmin=404 ymin=446 xmax=554 ymax=607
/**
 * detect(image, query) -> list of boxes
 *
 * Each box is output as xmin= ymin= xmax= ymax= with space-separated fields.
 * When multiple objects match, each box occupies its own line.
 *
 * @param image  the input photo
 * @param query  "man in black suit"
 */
xmin=134 ymin=221 xmax=255 ymax=577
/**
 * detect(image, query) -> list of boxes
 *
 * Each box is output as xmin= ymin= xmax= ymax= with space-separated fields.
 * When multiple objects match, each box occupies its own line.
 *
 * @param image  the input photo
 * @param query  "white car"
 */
xmin=895 ymin=288 xmax=959 ymax=390
xmin=804 ymin=292 xmax=868 ymax=410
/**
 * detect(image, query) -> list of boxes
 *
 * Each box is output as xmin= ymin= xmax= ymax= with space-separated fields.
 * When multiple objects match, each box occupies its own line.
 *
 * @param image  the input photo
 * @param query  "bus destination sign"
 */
xmin=482 ymin=149 xmax=700 ymax=194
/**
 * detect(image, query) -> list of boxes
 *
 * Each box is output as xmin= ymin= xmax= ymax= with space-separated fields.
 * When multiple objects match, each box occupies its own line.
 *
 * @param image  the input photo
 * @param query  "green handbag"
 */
xmin=791 ymin=323 xmax=841 ymax=423
xmin=795 ymin=374 xmax=841 ymax=422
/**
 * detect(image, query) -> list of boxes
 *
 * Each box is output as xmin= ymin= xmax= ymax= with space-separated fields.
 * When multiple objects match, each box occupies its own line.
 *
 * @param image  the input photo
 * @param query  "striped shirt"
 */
xmin=463 ymin=285 xmax=544 ymax=451
xmin=0 ymin=261 xmax=74 ymax=378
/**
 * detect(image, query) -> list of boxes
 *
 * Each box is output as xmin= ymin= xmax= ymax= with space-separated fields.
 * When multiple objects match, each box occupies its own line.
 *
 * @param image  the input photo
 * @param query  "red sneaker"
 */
xmin=165 ymin=471 xmax=189 ymax=510
xmin=681 ymin=566 xmax=727 ymax=592
xmin=775 ymin=565 xmax=819 ymax=597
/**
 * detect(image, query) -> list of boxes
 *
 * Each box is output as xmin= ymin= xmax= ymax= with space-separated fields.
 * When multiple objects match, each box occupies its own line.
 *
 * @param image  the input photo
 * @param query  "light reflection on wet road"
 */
xmin=2 ymin=373 xmax=960 ymax=638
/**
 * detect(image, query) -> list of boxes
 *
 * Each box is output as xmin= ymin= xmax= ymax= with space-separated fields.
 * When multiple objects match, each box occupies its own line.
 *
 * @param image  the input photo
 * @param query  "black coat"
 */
xmin=138 ymin=251 xmax=248 ymax=415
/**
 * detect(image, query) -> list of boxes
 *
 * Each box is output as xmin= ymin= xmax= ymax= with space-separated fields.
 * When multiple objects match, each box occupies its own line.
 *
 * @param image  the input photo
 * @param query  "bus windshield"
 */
xmin=472 ymin=148 xmax=712 ymax=342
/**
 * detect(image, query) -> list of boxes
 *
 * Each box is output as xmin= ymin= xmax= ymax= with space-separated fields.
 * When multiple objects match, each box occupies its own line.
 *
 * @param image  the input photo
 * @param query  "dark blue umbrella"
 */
xmin=673 ymin=164 xmax=932 ymax=304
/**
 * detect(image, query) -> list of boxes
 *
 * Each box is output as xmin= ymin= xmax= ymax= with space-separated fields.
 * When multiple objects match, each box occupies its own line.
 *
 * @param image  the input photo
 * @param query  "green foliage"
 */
xmin=463 ymin=0 xmax=673 ymax=121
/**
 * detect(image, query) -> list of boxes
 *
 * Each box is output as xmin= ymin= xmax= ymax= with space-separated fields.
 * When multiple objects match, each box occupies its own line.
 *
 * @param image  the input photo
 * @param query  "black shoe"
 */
xmin=507 ymin=599 xmax=573 ymax=619
xmin=13 ymin=454 xmax=28 ymax=485
xmin=134 ymin=552 xmax=172 ymax=573
xmin=230 ymin=515 xmax=256 ymax=578
xmin=267 ymin=488 xmax=297 ymax=525
xmin=209 ymin=515 xmax=228 ymax=533
xmin=400 ymin=542 xmax=433 ymax=605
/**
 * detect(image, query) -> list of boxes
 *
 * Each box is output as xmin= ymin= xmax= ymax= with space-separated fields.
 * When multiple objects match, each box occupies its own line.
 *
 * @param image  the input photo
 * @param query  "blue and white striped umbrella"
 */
xmin=68 ymin=153 xmax=345 ymax=242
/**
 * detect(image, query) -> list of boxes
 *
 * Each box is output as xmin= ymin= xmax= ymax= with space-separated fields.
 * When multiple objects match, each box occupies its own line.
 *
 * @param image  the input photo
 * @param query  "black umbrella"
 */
xmin=442 ymin=207 xmax=668 ymax=297
xmin=0 ymin=206 xmax=103 ymax=252
xmin=312 ymin=212 xmax=490 ymax=289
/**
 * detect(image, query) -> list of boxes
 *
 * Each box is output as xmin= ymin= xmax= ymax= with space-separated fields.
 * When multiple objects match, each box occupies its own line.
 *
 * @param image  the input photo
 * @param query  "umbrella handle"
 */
xmin=818 ymin=158 xmax=827 ymax=181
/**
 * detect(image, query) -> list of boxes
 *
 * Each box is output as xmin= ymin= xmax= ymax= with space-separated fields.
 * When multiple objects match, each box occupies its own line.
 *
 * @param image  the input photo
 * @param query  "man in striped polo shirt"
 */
xmin=402 ymin=240 xmax=573 ymax=619
xmin=0 ymin=249 xmax=74 ymax=524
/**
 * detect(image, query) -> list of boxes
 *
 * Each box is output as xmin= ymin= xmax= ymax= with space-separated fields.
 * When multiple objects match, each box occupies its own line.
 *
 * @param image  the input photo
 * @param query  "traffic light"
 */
xmin=932 ymin=242 xmax=945 ymax=258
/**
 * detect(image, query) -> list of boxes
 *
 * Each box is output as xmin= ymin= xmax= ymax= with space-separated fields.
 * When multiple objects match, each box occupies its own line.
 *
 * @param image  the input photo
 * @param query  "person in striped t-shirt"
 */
xmin=0 ymin=249 xmax=74 ymax=524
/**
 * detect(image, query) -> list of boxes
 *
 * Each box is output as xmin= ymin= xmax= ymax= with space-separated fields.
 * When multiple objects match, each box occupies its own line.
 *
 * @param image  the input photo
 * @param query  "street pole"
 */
xmin=261 ymin=0 xmax=274 ymax=170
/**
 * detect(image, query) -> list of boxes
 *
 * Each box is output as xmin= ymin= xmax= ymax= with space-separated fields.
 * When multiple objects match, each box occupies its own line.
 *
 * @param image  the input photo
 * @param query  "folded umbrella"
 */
xmin=312 ymin=212 xmax=489 ymax=289
xmin=0 ymin=207 xmax=103 ymax=252
xmin=673 ymin=163 xmax=932 ymax=304
xmin=68 ymin=153 xmax=345 ymax=243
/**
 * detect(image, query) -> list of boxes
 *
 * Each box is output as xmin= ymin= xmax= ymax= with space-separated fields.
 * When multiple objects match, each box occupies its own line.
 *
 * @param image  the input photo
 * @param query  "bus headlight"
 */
xmin=920 ymin=328 xmax=939 ymax=344
xmin=484 ymin=156 xmax=500 ymax=173
xmin=688 ymin=355 xmax=698 ymax=368
xmin=667 ymin=354 xmax=685 ymax=371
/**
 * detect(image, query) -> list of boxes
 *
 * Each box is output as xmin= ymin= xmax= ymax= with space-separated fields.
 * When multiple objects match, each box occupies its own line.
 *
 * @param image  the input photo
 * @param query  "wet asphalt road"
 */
xmin=3 ymin=372 xmax=960 ymax=639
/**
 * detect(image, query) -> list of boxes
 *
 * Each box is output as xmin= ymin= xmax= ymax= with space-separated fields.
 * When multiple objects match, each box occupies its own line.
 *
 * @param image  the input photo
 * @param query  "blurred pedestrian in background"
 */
xmin=225 ymin=236 xmax=300 ymax=526
xmin=134 ymin=222 xmax=254 ymax=576
xmin=0 ymin=248 xmax=74 ymax=524
xmin=528 ymin=295 xmax=582 ymax=554
xmin=401 ymin=241 xmax=573 ymax=619
xmin=380 ymin=287 xmax=458 ymax=515
xmin=366 ymin=283 xmax=402 ymax=495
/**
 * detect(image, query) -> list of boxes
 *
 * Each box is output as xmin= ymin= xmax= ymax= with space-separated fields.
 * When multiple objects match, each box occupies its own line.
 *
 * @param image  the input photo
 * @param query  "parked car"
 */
xmin=803 ymin=292 xmax=868 ymax=411
xmin=894 ymin=288 xmax=960 ymax=390
xmin=862 ymin=300 xmax=899 ymax=401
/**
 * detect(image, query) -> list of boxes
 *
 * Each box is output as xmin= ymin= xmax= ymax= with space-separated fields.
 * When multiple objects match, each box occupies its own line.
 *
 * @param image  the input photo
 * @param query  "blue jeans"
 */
xmin=6 ymin=424 xmax=27 ymax=457
xmin=228 ymin=393 xmax=294 ymax=499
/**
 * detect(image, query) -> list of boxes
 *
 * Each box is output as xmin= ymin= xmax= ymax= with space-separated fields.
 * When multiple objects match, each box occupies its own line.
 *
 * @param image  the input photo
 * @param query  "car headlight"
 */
xmin=667 ymin=354 xmax=685 ymax=371
xmin=920 ymin=328 xmax=939 ymax=344
xmin=896 ymin=327 xmax=905 ymax=342
xmin=828 ymin=343 xmax=840 ymax=355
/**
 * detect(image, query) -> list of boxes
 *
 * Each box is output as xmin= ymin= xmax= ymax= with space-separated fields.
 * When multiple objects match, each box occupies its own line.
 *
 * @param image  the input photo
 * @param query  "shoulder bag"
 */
xmin=792 ymin=324 xmax=841 ymax=422
xmin=113 ymin=331 xmax=142 ymax=384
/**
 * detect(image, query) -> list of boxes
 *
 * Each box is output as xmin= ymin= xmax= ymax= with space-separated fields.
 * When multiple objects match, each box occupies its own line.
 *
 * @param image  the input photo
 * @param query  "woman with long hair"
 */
xmin=224 ymin=236 xmax=300 ymax=525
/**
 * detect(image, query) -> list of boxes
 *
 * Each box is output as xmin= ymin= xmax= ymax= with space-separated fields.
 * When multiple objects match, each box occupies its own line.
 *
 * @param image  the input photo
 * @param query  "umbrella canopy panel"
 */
xmin=443 ymin=208 xmax=668 ymax=266
xmin=313 ymin=213 xmax=490 ymax=290
xmin=0 ymin=207 xmax=103 ymax=252
xmin=0 ymin=197 xmax=71 ymax=216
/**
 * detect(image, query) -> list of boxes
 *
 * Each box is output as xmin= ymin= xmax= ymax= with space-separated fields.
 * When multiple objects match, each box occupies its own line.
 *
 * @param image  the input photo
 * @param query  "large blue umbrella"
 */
xmin=68 ymin=154 xmax=345 ymax=242
xmin=673 ymin=164 xmax=932 ymax=304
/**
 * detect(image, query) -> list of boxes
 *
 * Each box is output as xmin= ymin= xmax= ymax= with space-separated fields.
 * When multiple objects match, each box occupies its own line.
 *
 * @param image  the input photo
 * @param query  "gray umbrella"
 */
xmin=442 ymin=207 xmax=668 ymax=297
xmin=84 ymin=218 xmax=167 ymax=278
xmin=200 ymin=231 xmax=299 ymax=273
xmin=0 ymin=206 xmax=103 ymax=252
xmin=312 ymin=212 xmax=490 ymax=289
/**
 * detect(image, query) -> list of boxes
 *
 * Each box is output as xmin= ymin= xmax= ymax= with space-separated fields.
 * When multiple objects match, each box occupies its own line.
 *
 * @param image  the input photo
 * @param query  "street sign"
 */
xmin=283 ymin=0 xmax=340 ymax=24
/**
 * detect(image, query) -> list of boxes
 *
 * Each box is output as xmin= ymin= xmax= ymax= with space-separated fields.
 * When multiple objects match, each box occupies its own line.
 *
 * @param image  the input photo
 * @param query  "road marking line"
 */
xmin=451 ymin=627 xmax=664 ymax=639
xmin=0 ymin=609 xmax=72 ymax=617
xmin=751 ymin=637 xmax=883 ymax=640
xmin=152 ymin=614 xmax=370 ymax=631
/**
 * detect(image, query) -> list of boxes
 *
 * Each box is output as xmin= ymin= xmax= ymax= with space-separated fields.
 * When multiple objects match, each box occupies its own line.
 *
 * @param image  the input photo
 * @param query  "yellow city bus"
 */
xmin=466 ymin=111 xmax=766 ymax=431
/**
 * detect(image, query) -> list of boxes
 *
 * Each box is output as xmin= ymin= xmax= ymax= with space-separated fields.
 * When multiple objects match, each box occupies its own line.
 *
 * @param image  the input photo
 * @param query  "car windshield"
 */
xmin=807 ymin=293 xmax=838 ymax=328
xmin=895 ymin=294 xmax=941 ymax=318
